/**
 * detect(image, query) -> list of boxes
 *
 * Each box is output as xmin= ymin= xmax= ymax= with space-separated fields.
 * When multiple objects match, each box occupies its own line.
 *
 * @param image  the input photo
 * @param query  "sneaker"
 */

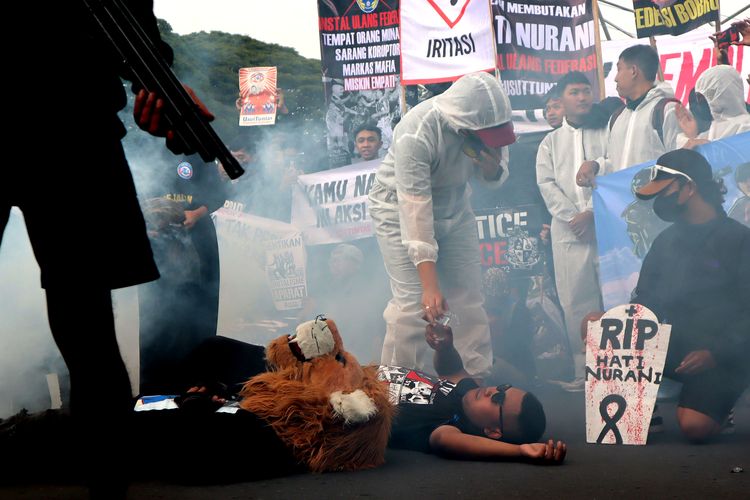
xmin=649 ymin=404 xmax=663 ymax=434
xmin=721 ymin=408 xmax=735 ymax=435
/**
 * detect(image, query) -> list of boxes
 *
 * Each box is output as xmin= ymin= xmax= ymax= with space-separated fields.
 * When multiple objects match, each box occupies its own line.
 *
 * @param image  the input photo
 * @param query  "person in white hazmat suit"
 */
xmin=676 ymin=64 xmax=750 ymax=149
xmin=368 ymin=72 xmax=516 ymax=376
xmin=536 ymin=72 xmax=607 ymax=388
xmin=576 ymin=45 xmax=682 ymax=187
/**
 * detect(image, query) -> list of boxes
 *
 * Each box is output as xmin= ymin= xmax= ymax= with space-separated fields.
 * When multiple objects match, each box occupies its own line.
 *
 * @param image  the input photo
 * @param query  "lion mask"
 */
xmin=239 ymin=317 xmax=393 ymax=472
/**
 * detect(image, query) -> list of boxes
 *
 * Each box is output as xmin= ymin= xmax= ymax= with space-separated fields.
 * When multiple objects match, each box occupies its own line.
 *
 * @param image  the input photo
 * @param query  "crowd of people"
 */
xmin=537 ymin=45 xmax=749 ymax=437
xmin=1 ymin=3 xmax=749 ymax=495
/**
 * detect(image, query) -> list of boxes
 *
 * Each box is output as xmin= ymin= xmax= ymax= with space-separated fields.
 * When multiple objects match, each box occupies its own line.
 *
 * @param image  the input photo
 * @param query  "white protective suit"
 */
xmin=537 ymin=119 xmax=607 ymax=373
xmin=369 ymin=72 xmax=511 ymax=375
xmin=597 ymin=83 xmax=681 ymax=174
xmin=679 ymin=65 xmax=750 ymax=144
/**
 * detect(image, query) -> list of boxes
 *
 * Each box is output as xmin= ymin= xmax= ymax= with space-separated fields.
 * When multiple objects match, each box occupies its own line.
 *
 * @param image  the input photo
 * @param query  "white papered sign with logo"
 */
xmin=213 ymin=209 xmax=307 ymax=312
xmin=585 ymin=304 xmax=671 ymax=445
xmin=400 ymin=0 xmax=496 ymax=84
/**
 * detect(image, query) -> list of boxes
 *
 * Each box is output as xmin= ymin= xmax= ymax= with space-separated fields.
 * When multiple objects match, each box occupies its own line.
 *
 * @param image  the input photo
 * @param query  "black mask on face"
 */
xmin=653 ymin=188 xmax=686 ymax=222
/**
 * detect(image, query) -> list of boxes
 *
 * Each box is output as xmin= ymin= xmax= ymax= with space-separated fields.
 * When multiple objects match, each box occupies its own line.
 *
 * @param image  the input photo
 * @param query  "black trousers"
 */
xmin=137 ymin=336 xmax=302 ymax=482
xmin=2 ymin=337 xmax=302 ymax=484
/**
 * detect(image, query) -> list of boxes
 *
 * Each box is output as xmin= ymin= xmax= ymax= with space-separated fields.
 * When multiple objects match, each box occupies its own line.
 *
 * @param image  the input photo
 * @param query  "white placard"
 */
xmin=585 ymin=304 xmax=671 ymax=445
xmin=291 ymin=160 xmax=378 ymax=245
xmin=214 ymin=209 xmax=307 ymax=312
xmin=400 ymin=0 xmax=496 ymax=84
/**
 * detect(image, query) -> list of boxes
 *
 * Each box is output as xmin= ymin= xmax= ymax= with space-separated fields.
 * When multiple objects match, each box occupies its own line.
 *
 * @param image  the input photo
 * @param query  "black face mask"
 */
xmin=653 ymin=189 xmax=686 ymax=222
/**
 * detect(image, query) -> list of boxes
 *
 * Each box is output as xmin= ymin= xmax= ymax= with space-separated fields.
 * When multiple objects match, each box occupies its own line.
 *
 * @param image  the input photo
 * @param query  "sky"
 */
xmin=153 ymin=0 xmax=749 ymax=60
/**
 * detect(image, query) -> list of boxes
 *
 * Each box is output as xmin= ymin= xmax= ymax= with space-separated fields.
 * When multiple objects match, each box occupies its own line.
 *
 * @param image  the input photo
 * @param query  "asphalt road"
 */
xmin=2 ymin=386 xmax=747 ymax=499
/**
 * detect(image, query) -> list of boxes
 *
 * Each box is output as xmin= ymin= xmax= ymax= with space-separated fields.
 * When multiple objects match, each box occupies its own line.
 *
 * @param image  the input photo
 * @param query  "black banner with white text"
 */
xmin=493 ymin=0 xmax=600 ymax=109
xmin=632 ymin=0 xmax=719 ymax=38
xmin=318 ymin=0 xmax=401 ymax=168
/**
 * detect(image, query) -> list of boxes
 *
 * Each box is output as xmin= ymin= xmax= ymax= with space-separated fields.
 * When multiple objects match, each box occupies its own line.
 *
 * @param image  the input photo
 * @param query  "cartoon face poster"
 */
xmin=238 ymin=66 xmax=278 ymax=126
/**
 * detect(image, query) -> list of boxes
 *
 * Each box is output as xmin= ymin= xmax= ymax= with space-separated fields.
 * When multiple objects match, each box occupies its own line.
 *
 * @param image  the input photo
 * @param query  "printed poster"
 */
xmin=238 ymin=67 xmax=278 ymax=126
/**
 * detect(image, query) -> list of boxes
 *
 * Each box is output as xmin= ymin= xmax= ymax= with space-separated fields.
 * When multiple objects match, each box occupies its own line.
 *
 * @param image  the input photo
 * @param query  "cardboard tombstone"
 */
xmin=585 ymin=304 xmax=671 ymax=445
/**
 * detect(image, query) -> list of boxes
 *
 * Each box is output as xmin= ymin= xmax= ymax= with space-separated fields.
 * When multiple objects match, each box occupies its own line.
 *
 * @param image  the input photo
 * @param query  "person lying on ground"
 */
xmin=379 ymin=319 xmax=566 ymax=464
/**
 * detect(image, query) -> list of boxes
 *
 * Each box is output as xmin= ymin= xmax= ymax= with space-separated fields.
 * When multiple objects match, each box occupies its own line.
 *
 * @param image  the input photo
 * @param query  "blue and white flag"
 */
xmin=593 ymin=132 xmax=750 ymax=309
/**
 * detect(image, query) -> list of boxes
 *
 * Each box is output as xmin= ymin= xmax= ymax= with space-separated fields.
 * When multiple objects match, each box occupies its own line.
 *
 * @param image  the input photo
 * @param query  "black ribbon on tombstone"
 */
xmin=596 ymin=394 xmax=627 ymax=444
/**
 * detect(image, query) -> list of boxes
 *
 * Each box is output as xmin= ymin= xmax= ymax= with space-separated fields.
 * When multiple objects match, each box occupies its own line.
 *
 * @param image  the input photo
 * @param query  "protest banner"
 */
xmin=400 ymin=0 xmax=496 ymax=84
xmin=238 ymin=67 xmax=278 ymax=126
xmin=493 ymin=0 xmax=601 ymax=109
xmin=318 ymin=0 xmax=401 ymax=167
xmin=474 ymin=205 xmax=544 ymax=275
xmin=291 ymin=159 xmax=378 ymax=245
xmin=632 ymin=0 xmax=719 ymax=38
xmin=585 ymin=304 xmax=671 ymax=445
xmin=213 ymin=209 xmax=307 ymax=314
xmin=600 ymin=29 xmax=749 ymax=104
xmin=593 ymin=133 xmax=750 ymax=310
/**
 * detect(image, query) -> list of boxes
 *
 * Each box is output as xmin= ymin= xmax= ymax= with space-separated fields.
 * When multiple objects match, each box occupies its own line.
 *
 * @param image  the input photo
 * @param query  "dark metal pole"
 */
xmin=598 ymin=0 xmax=634 ymax=14
xmin=601 ymin=15 xmax=636 ymax=38
xmin=599 ymin=9 xmax=612 ymax=41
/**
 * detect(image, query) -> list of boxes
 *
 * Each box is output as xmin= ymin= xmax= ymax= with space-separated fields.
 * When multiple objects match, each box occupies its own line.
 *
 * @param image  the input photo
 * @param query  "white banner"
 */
xmin=400 ymin=0 xmax=496 ymax=84
xmin=291 ymin=159 xmax=378 ymax=245
xmin=585 ymin=304 xmax=671 ymax=446
xmin=213 ymin=209 xmax=307 ymax=313
xmin=601 ymin=29 xmax=750 ymax=105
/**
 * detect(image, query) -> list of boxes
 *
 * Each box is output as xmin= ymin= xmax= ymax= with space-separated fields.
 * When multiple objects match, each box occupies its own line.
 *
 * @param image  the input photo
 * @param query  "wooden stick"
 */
xmin=649 ymin=36 xmax=664 ymax=82
xmin=593 ymin=0 xmax=606 ymax=100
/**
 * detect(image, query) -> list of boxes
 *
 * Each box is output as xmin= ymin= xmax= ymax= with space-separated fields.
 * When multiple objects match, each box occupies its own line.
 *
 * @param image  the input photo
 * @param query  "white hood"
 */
xmin=695 ymin=65 xmax=749 ymax=120
xmin=433 ymin=71 xmax=512 ymax=131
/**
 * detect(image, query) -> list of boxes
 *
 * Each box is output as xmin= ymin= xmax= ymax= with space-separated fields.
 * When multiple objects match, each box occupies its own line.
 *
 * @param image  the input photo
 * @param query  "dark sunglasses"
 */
xmin=461 ymin=133 xmax=486 ymax=159
xmin=491 ymin=384 xmax=512 ymax=431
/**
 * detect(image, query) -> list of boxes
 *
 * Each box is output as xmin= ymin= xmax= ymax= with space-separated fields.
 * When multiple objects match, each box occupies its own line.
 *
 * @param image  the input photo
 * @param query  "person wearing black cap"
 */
xmin=632 ymin=149 xmax=750 ymax=442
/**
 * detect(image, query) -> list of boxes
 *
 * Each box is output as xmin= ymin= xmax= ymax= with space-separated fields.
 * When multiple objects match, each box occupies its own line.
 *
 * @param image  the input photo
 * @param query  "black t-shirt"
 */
xmin=142 ymin=153 xmax=229 ymax=214
xmin=377 ymin=366 xmax=479 ymax=453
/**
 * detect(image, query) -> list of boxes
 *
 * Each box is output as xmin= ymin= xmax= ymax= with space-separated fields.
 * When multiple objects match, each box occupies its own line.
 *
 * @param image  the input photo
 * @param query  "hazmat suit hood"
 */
xmin=433 ymin=72 xmax=512 ymax=132
xmin=598 ymin=81 xmax=681 ymax=172
xmin=695 ymin=65 xmax=748 ymax=119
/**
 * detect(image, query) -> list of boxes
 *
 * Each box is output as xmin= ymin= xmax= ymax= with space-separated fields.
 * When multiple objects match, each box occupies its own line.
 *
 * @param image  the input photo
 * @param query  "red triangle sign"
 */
xmin=426 ymin=0 xmax=472 ymax=29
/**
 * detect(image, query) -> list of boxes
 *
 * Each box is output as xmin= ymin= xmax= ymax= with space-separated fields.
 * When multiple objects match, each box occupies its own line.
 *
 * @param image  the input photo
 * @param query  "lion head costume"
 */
xmin=239 ymin=317 xmax=393 ymax=472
